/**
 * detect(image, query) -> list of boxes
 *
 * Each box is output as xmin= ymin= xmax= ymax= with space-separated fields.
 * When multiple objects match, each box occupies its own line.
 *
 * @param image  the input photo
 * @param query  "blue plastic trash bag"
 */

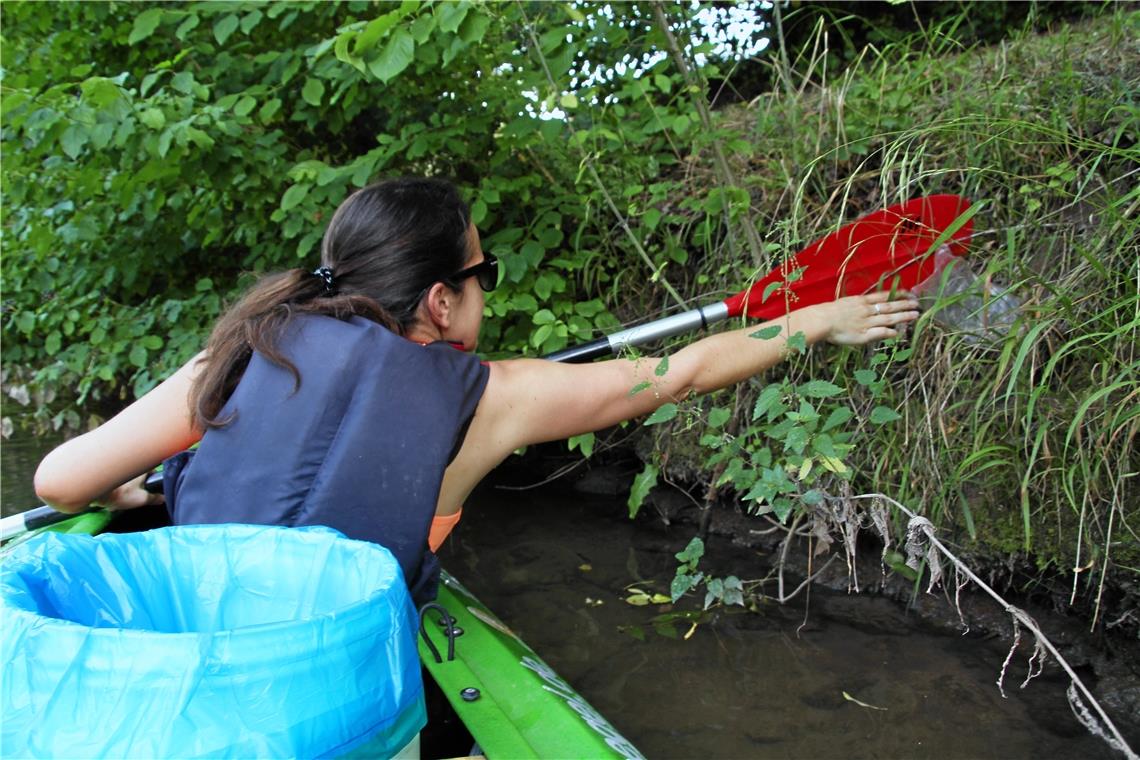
xmin=1 ymin=524 xmax=426 ymax=759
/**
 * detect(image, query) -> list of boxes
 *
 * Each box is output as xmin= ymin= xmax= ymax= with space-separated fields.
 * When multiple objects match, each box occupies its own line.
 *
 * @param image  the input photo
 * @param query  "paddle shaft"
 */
xmin=0 ymin=505 xmax=97 ymax=542
xmin=543 ymin=302 xmax=729 ymax=363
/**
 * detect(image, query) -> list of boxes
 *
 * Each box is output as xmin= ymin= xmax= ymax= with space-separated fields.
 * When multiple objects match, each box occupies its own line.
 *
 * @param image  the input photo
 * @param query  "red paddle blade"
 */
xmin=724 ymin=194 xmax=974 ymax=320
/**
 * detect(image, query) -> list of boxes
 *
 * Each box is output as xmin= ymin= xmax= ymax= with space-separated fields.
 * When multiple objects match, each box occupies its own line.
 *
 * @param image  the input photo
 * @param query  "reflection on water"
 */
xmin=1 ymin=433 xmax=60 ymax=517
xmin=443 ymin=485 xmax=1114 ymax=760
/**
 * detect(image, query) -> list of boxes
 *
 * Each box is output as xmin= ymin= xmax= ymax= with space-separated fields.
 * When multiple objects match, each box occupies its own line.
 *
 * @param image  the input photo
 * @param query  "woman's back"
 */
xmin=169 ymin=314 xmax=487 ymax=601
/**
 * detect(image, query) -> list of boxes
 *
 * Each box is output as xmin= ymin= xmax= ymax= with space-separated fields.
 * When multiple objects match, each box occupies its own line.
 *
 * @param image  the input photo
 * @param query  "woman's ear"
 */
xmin=422 ymin=282 xmax=453 ymax=331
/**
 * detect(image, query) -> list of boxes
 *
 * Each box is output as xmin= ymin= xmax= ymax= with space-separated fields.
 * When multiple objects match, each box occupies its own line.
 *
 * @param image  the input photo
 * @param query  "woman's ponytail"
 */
xmin=189 ymin=176 xmax=470 ymax=429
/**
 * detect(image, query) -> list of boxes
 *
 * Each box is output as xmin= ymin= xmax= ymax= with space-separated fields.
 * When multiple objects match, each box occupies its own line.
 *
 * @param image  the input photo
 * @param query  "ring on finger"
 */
xmin=873 ymin=303 xmax=881 ymax=315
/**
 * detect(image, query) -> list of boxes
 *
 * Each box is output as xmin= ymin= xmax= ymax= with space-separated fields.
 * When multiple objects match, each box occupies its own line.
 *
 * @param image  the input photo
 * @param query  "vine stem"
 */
xmin=515 ymin=1 xmax=686 ymax=309
xmin=851 ymin=492 xmax=1137 ymax=760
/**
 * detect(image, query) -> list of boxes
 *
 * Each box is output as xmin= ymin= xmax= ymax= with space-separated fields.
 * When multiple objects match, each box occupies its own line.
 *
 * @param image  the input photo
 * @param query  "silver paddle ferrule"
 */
xmin=606 ymin=302 xmax=729 ymax=355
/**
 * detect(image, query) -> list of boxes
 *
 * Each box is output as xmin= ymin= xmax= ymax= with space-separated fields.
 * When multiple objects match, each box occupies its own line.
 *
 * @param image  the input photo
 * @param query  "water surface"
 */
xmin=443 ymin=485 xmax=1114 ymax=759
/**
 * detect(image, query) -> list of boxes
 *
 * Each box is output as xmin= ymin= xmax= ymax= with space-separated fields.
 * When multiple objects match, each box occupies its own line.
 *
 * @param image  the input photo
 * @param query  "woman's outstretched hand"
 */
xmin=821 ymin=291 xmax=920 ymax=346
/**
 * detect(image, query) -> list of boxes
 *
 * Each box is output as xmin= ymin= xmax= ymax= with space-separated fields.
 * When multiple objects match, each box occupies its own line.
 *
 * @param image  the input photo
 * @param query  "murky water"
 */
xmin=442 ymin=485 xmax=1118 ymax=759
xmin=0 ymin=433 xmax=61 ymax=517
xmin=1 ymin=434 xmax=1125 ymax=758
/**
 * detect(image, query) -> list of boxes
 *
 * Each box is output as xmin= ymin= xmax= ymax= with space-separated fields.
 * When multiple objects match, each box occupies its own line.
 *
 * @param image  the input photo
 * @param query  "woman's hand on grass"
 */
xmin=822 ymin=291 xmax=920 ymax=346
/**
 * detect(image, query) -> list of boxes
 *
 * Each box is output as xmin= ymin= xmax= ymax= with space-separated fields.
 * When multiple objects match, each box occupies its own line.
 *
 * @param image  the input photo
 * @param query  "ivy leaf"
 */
xmin=301 ymin=78 xmax=325 ymax=107
xmin=568 ymin=432 xmax=594 ymax=458
xmin=129 ymin=8 xmax=164 ymax=45
xmin=213 ymin=14 xmax=239 ymax=45
xmin=675 ymin=536 xmax=704 ymax=564
xmin=643 ymin=403 xmax=678 ymax=426
xmin=627 ymin=463 xmax=658 ymax=518
xmin=369 ymin=29 xmax=415 ymax=84
xmin=870 ymin=406 xmax=902 ymax=424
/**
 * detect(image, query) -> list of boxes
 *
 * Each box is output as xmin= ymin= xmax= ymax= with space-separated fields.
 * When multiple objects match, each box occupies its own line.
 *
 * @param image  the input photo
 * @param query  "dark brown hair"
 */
xmin=189 ymin=176 xmax=472 ymax=428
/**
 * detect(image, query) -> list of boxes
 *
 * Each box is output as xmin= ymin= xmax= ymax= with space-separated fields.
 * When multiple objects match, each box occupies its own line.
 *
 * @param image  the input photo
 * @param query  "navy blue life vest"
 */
xmin=165 ymin=315 xmax=489 ymax=604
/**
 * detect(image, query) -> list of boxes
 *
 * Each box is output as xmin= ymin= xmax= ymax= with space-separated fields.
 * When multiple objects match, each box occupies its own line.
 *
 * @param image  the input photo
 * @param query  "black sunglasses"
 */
xmin=446 ymin=253 xmax=498 ymax=292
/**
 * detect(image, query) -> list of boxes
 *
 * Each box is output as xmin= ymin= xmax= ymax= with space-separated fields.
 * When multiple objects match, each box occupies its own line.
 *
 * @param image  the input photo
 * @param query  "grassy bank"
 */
xmin=637 ymin=9 xmax=1138 ymax=634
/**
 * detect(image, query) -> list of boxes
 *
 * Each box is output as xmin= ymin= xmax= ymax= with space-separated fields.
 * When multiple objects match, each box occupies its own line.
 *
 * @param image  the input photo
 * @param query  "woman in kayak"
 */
xmin=34 ymin=176 xmax=920 ymax=601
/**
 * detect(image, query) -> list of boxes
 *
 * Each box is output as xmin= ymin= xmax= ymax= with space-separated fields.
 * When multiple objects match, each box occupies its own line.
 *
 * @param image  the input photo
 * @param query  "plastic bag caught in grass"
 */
xmin=915 ymin=245 xmax=1021 ymax=342
xmin=1 ymin=524 xmax=425 ymax=759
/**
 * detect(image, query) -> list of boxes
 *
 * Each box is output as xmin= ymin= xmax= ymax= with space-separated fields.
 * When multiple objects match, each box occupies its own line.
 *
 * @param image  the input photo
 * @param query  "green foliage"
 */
xmin=3 ymin=0 xmax=1134 ymax=631
xmin=2 ymin=0 xmax=716 ymax=427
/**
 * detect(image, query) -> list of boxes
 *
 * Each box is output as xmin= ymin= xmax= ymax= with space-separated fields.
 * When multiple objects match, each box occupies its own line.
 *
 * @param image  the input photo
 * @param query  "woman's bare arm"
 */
xmin=34 ymin=353 xmax=205 ymax=512
xmin=438 ymin=293 xmax=917 ymax=509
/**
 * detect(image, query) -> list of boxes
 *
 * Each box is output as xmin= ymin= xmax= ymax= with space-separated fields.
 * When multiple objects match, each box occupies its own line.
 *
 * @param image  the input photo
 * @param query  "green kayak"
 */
xmin=0 ymin=507 xmax=644 ymax=759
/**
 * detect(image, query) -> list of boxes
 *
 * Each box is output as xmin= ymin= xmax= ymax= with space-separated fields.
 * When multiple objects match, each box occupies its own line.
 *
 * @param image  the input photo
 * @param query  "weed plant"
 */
xmin=646 ymin=8 xmax=1138 ymax=632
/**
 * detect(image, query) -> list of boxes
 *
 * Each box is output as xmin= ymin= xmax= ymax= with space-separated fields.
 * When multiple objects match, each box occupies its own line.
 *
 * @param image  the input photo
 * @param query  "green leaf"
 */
xmin=45 ymin=331 xmax=62 ymax=355
xmin=129 ymin=8 xmax=164 ymax=44
xmin=437 ymin=2 xmax=469 ymax=33
xmin=798 ymin=380 xmax=842 ymax=398
xmin=59 ymin=126 xmax=86 ymax=159
xmin=139 ymin=107 xmax=166 ymax=130
xmin=233 ymin=96 xmax=257 ymax=117
xmin=240 ymin=9 xmax=263 ymax=34
xmin=355 ymin=11 xmax=400 ymax=54
xmin=559 ymin=93 xmax=578 ymax=109
xmin=629 ymin=381 xmax=651 ymax=396
xmin=654 ymin=355 xmax=669 ymax=376
xmin=708 ymin=406 xmax=731 ymax=428
xmin=644 ymin=403 xmax=678 ymax=426
xmin=870 ymin=406 xmax=902 ymax=425
xmin=213 ymin=14 xmax=239 ymax=45
xmin=822 ymin=407 xmax=853 ymax=432
xmin=281 ymin=183 xmax=310 ymax=211
xmin=258 ymin=98 xmax=282 ymax=121
xmin=752 ymin=385 xmax=782 ymax=421
xmin=568 ymin=432 xmax=594 ymax=458
xmin=675 ymin=537 xmax=704 ymax=564
xmin=786 ymin=331 xmax=807 ymax=354
xmin=369 ymin=30 xmax=415 ymax=84
xmin=458 ymin=11 xmax=490 ymax=43
xmin=175 ymin=14 xmax=200 ymax=40
xmin=749 ymin=325 xmax=781 ymax=340
xmin=170 ymin=71 xmax=195 ymax=94
xmin=627 ymin=463 xmax=658 ymax=518
xmin=854 ymin=369 xmax=877 ymax=386
xmin=129 ymin=344 xmax=148 ymax=367
xmin=302 ymin=78 xmax=325 ymax=107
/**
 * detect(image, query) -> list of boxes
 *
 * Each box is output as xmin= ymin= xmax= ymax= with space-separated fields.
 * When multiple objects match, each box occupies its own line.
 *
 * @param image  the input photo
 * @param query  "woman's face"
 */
xmin=446 ymin=223 xmax=487 ymax=351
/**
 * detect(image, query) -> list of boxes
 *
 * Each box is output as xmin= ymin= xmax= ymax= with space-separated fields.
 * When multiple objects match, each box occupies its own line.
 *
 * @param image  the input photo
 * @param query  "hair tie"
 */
xmin=312 ymin=266 xmax=336 ymax=294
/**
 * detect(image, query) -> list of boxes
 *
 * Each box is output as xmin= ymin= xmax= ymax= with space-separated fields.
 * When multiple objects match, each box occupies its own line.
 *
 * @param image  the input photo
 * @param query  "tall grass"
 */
xmin=671 ymin=7 xmax=1138 ymax=631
